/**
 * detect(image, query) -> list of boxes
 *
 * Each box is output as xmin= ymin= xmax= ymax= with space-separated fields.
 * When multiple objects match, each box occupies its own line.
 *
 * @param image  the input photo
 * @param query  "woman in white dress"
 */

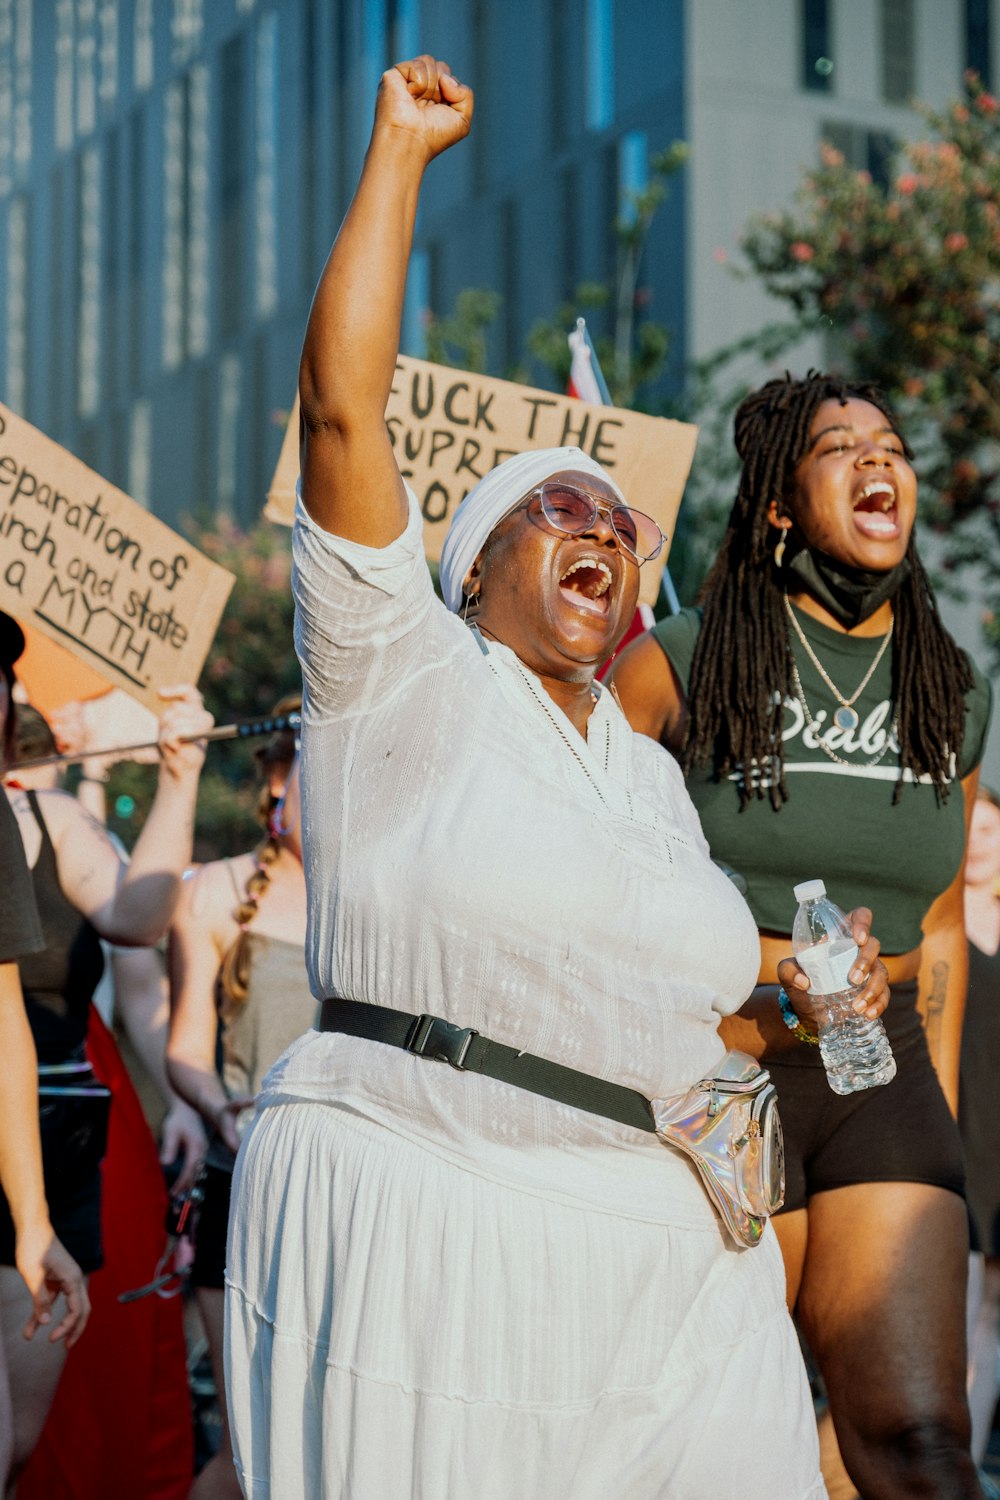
xmin=225 ymin=55 xmax=888 ymax=1500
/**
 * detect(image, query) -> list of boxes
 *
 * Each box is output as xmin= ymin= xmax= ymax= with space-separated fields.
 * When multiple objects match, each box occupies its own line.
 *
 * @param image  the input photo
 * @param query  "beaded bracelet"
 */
xmin=777 ymin=986 xmax=820 ymax=1046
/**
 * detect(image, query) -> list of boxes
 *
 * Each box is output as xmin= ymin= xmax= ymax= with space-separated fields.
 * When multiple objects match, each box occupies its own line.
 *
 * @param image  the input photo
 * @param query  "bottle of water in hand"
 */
xmin=791 ymin=880 xmax=896 ymax=1095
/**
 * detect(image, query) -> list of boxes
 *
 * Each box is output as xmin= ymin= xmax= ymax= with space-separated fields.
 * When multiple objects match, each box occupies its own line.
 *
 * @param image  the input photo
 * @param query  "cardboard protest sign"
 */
xmin=265 ymin=356 xmax=698 ymax=608
xmin=0 ymin=405 xmax=234 ymax=713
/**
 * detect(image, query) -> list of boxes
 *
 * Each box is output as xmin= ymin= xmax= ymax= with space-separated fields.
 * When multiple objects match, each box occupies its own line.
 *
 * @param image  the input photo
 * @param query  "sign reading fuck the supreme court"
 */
xmin=0 ymin=404 xmax=234 ymax=712
xmin=265 ymin=356 xmax=698 ymax=608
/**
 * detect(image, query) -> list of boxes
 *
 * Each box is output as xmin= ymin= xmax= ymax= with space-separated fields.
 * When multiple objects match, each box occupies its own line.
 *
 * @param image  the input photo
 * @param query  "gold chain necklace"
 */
xmin=783 ymin=593 xmax=893 ymax=733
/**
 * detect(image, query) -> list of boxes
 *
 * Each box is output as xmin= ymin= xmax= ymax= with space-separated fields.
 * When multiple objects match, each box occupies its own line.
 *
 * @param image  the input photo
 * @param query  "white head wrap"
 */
xmin=438 ymin=446 xmax=625 ymax=612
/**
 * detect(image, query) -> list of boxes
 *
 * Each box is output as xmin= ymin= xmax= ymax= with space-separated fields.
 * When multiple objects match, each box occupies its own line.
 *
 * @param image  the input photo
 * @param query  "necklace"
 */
xmin=789 ymin=661 xmax=898 ymax=769
xmin=783 ymin=593 xmax=893 ymax=732
xmin=471 ymin=627 xmax=632 ymax=817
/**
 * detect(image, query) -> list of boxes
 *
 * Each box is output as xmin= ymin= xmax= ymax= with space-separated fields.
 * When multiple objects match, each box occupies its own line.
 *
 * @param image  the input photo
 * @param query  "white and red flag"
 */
xmin=566 ymin=318 xmax=663 ymax=673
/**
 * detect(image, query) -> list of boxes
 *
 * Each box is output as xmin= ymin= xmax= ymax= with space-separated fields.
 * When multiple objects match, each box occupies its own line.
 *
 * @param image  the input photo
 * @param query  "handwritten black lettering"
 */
xmin=455 ymin=437 xmax=484 ymax=480
xmin=428 ymin=430 xmax=456 ymax=467
xmin=421 ymin=481 xmax=450 ymax=524
xmin=521 ymin=396 xmax=557 ymax=441
xmin=474 ymin=392 xmax=496 ymax=432
xmin=410 ymin=371 xmax=435 ymax=421
xmin=590 ymin=417 xmax=623 ymax=465
xmin=442 ymin=381 xmax=471 ymax=427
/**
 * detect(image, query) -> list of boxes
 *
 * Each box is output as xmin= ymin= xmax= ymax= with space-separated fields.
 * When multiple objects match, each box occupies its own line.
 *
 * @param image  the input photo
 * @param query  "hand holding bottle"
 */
xmin=791 ymin=881 xmax=896 ymax=1094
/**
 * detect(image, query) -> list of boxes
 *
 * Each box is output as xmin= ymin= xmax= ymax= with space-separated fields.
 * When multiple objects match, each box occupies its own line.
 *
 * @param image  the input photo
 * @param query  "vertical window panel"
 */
xmin=6 ymin=195 xmax=29 ymax=413
xmin=13 ymin=0 xmax=31 ymax=173
xmin=187 ymin=61 xmax=210 ymax=354
xmin=56 ymin=0 xmax=74 ymax=149
xmin=802 ymin=0 xmax=834 ymax=91
xmin=133 ymin=0 xmax=153 ymax=91
xmin=254 ymin=11 xmax=278 ymax=321
xmin=216 ymin=351 xmax=243 ymax=515
xmin=129 ymin=397 xmax=152 ymax=509
xmin=98 ymin=0 xmax=118 ymax=107
xmin=586 ymin=0 xmax=614 ymax=131
xmin=76 ymin=0 xmax=97 ymax=138
xmin=618 ymin=129 xmax=648 ymax=227
xmin=218 ymin=34 xmax=246 ymax=339
xmin=402 ymin=246 xmax=429 ymax=357
xmin=881 ymin=0 xmax=914 ymax=103
xmin=77 ymin=145 xmax=102 ymax=417
xmin=965 ymin=0 xmax=993 ymax=88
xmin=162 ymin=78 xmax=185 ymax=370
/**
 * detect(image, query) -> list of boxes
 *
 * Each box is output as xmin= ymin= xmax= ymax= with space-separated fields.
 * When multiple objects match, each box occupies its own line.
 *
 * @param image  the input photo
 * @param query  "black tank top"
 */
xmin=17 ymin=791 xmax=105 ymax=1064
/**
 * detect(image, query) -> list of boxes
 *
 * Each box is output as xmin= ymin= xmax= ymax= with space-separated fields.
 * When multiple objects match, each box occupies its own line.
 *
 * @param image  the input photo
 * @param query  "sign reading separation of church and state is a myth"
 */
xmin=0 ymin=405 xmax=234 ymax=713
xmin=265 ymin=356 xmax=699 ymax=608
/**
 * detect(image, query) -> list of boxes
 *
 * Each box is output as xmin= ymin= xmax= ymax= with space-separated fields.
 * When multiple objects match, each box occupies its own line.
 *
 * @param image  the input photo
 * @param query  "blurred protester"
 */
xmin=0 ymin=608 xmax=211 ymax=1489
xmin=961 ymin=787 xmax=1000 ymax=1470
xmin=168 ymin=702 xmax=310 ymax=1499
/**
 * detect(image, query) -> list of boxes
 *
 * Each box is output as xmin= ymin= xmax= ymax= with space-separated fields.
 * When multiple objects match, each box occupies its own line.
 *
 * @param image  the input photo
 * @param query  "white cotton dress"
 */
xmin=224 ymin=490 xmax=826 ymax=1500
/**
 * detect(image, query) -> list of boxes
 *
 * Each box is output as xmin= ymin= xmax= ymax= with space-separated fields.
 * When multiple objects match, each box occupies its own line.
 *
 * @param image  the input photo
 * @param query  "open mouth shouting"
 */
xmin=852 ymin=479 xmax=900 ymax=540
xmin=557 ymin=554 xmax=615 ymax=616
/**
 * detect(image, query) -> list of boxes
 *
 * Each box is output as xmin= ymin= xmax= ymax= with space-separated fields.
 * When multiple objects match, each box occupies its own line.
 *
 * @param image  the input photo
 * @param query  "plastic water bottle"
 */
xmin=791 ymin=880 xmax=896 ymax=1095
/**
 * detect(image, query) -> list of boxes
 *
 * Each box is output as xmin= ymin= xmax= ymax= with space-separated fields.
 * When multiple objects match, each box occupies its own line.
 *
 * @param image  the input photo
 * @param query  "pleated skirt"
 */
xmin=225 ymin=1098 xmax=825 ymax=1499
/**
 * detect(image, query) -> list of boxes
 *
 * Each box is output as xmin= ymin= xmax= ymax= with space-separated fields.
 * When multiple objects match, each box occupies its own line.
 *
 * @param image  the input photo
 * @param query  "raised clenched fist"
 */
xmin=374 ymin=54 xmax=473 ymax=163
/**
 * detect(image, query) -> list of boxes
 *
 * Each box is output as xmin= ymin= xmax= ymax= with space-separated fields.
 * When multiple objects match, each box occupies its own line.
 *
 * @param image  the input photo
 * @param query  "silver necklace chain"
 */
xmin=783 ymin=593 xmax=893 ymax=711
xmin=788 ymin=661 xmax=899 ymax=769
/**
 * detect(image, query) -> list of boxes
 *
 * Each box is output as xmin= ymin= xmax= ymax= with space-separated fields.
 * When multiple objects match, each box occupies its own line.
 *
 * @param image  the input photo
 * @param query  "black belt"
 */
xmin=319 ymin=999 xmax=656 ymax=1134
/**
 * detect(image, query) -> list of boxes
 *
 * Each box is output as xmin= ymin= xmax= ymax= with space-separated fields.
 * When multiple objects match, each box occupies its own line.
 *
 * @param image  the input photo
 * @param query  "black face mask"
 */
xmin=783 ymin=541 xmax=911 ymax=629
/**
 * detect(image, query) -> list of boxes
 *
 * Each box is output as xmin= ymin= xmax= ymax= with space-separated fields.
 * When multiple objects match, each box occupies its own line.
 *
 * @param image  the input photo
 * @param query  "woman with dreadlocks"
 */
xmin=610 ymin=373 xmax=993 ymax=1500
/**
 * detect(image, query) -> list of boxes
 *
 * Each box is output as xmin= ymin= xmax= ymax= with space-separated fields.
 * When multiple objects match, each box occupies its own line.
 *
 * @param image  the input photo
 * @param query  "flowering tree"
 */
xmin=735 ymin=74 xmax=1000 ymax=656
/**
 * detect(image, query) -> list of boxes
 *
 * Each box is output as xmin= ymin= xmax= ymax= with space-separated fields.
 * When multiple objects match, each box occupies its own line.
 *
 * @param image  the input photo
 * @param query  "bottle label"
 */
xmin=796 ymin=939 xmax=859 ymax=996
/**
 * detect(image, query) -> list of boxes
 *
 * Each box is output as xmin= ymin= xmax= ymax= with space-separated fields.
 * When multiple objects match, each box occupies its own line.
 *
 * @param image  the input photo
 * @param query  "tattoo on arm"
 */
xmin=923 ymin=960 xmax=949 ymax=1055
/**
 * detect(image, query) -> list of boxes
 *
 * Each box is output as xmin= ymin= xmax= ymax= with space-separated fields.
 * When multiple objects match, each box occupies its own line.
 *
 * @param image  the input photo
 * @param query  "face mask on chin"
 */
xmin=783 ymin=539 xmax=911 ymax=629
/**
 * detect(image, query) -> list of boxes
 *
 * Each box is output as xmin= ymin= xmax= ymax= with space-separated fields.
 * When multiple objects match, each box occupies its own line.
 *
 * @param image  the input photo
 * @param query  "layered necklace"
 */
xmin=783 ymin=593 xmax=898 ymax=768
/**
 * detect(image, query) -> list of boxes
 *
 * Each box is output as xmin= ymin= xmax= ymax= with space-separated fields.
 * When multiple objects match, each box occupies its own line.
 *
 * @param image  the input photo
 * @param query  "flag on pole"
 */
xmin=566 ymin=317 xmax=679 ymax=624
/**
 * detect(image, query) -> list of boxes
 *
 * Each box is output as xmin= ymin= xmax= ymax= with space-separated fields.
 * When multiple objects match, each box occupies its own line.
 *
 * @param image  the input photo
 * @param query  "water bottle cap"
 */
xmin=793 ymin=879 xmax=827 ymax=902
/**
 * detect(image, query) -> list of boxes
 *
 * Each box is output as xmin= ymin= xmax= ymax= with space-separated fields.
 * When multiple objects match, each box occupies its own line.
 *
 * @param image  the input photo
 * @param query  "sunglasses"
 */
xmin=523 ymin=482 xmax=666 ymax=564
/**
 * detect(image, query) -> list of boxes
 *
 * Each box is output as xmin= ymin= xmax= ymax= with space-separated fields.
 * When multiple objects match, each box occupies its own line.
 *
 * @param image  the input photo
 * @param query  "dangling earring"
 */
xmin=462 ymin=588 xmax=480 ymax=623
xmin=774 ymin=525 xmax=789 ymax=569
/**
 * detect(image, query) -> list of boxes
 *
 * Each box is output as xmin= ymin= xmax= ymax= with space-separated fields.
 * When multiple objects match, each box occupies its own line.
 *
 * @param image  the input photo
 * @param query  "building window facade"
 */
xmin=965 ymin=0 xmax=993 ymax=88
xmin=586 ymin=0 xmax=614 ymax=130
xmin=5 ymin=194 xmax=29 ymax=413
xmin=802 ymin=0 xmax=834 ymax=91
xmin=881 ymin=0 xmax=914 ymax=103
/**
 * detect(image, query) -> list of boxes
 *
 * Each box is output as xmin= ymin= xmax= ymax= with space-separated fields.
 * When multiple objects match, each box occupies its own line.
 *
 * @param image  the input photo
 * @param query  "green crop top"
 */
xmin=653 ymin=605 xmax=993 ymax=954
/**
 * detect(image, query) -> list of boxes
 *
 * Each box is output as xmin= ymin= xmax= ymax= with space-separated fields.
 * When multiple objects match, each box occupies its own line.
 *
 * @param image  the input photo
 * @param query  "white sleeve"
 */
xmin=291 ymin=483 xmax=452 ymax=723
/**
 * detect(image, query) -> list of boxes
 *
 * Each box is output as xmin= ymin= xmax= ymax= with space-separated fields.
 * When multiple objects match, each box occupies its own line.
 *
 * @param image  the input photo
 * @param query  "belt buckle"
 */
xmin=407 ymin=1014 xmax=477 ymax=1069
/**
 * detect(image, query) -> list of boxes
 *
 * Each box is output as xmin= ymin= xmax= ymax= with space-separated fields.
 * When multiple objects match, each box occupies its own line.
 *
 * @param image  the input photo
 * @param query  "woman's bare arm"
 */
xmin=299 ymin=56 xmax=472 ymax=543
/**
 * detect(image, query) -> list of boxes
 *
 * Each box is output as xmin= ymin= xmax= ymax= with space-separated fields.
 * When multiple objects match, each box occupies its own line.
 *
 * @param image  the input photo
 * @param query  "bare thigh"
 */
xmin=189 ymin=1287 xmax=241 ymax=1500
xmin=795 ymin=1182 xmax=978 ymax=1500
xmin=0 ymin=1266 xmax=73 ymax=1481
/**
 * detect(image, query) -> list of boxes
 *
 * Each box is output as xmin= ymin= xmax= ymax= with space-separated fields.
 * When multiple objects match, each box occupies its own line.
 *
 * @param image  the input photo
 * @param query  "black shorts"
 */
xmin=190 ymin=1161 xmax=233 ymax=1291
xmin=766 ymin=980 xmax=966 ymax=1214
xmin=0 ymin=1164 xmax=104 ymax=1275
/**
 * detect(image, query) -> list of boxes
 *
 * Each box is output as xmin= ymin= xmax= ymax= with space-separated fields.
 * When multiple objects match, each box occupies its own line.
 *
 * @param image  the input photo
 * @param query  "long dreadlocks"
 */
xmin=682 ymin=372 xmax=973 ymax=809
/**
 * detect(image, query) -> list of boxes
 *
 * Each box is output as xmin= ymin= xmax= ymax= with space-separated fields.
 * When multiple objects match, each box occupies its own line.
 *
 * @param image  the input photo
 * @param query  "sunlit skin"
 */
xmin=768 ymin=397 xmax=918 ymax=639
xmin=467 ymin=469 xmax=641 ymax=736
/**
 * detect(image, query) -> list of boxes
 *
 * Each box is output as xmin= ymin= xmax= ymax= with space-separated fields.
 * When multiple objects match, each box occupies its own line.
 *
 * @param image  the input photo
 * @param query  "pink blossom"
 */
xmin=897 ymin=174 xmax=918 ymax=195
xmin=979 ymin=92 xmax=998 ymax=113
xmin=953 ymin=104 xmax=970 ymax=123
xmin=712 ymin=247 xmax=728 ymax=264
xmin=903 ymin=377 xmax=925 ymax=397
xmin=945 ymin=232 xmax=969 ymax=252
xmin=790 ymin=241 xmax=815 ymax=262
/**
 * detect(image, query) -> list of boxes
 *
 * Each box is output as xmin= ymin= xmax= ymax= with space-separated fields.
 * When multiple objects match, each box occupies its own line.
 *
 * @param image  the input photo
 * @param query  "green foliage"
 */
xmin=424 ymin=288 xmax=503 ymax=373
xmin=733 ymin=73 xmax=1000 ymax=658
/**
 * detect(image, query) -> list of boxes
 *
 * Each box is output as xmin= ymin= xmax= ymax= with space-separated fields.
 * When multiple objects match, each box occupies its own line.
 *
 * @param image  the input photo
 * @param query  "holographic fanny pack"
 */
xmin=652 ymin=1052 xmax=785 ymax=1249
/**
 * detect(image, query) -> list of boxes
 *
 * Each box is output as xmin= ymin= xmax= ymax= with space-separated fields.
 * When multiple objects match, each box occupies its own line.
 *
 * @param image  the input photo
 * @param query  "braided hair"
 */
xmin=682 ymin=372 xmax=973 ymax=808
xmin=219 ymin=695 xmax=301 ymax=1012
